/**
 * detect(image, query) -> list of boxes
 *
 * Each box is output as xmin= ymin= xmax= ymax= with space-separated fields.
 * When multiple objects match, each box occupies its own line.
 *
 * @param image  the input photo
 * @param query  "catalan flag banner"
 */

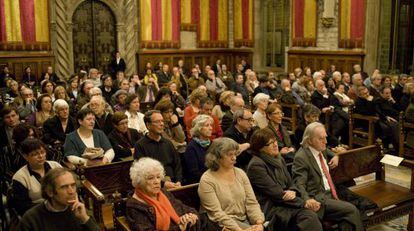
xmin=233 ymin=0 xmax=253 ymax=47
xmin=198 ymin=0 xmax=228 ymax=48
xmin=292 ymin=0 xmax=317 ymax=47
xmin=0 ymin=0 xmax=50 ymax=50
xmin=181 ymin=0 xmax=199 ymax=31
xmin=339 ymin=0 xmax=365 ymax=48
xmin=140 ymin=0 xmax=180 ymax=48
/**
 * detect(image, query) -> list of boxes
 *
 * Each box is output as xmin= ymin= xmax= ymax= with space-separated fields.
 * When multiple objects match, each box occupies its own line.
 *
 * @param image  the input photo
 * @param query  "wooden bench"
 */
xmin=348 ymin=107 xmax=379 ymax=149
xmin=77 ymin=159 xmax=134 ymax=229
xmin=399 ymin=112 xmax=414 ymax=158
xmin=280 ymin=103 xmax=300 ymax=133
xmin=331 ymin=142 xmax=414 ymax=230
xmin=113 ymin=183 xmax=200 ymax=231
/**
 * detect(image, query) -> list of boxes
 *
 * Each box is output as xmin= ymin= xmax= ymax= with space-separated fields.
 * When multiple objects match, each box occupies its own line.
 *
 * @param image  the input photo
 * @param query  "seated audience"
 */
xmin=223 ymin=109 xmax=255 ymax=169
xmin=138 ymin=76 xmax=159 ymax=103
xmin=212 ymin=91 xmax=233 ymax=120
xmin=12 ymin=138 xmax=62 ymax=216
xmin=279 ymin=79 xmax=304 ymax=105
xmin=392 ymin=74 xmax=408 ymax=103
xmin=22 ymin=66 xmax=36 ymax=87
xmin=252 ymin=93 xmax=270 ymax=129
xmin=205 ymin=70 xmax=226 ymax=100
xmin=41 ymin=80 xmax=56 ymax=101
xmin=76 ymin=80 xmax=94 ymax=111
xmin=292 ymin=122 xmax=363 ymax=231
xmin=124 ymin=93 xmax=148 ymax=134
xmin=108 ymin=111 xmax=142 ymax=161
xmin=168 ymin=82 xmax=187 ymax=110
xmin=88 ymin=95 xmax=113 ymax=135
xmin=54 ymin=86 xmax=76 ymax=116
xmin=333 ymin=83 xmax=354 ymax=113
xmin=188 ymin=67 xmax=205 ymax=92
xmin=399 ymin=82 xmax=414 ymax=111
xmin=133 ymin=110 xmax=182 ymax=189
xmin=143 ymin=68 xmax=158 ymax=85
xmin=155 ymin=99 xmax=186 ymax=152
xmin=252 ymin=75 xmax=272 ymax=99
xmin=184 ymin=89 xmax=208 ymax=139
xmin=16 ymin=88 xmax=36 ymax=120
xmin=247 ymin=128 xmax=322 ymax=231
xmin=129 ymin=73 xmax=142 ymax=94
xmin=126 ymin=157 xmax=200 ymax=230
xmin=43 ymin=99 xmax=77 ymax=145
xmin=18 ymin=168 xmax=100 ymax=230
xmin=112 ymin=89 xmax=128 ymax=111
xmin=183 ymin=115 xmax=213 ymax=184
xmin=245 ymin=71 xmax=259 ymax=94
xmin=198 ymin=137 xmax=265 ymax=231
xmin=0 ymin=106 xmax=21 ymax=152
xmin=100 ymin=75 xmax=116 ymax=104
xmin=63 ymin=108 xmax=114 ymax=165
xmin=221 ymin=95 xmax=245 ymax=133
xmin=199 ymin=97 xmax=223 ymax=140
xmin=219 ymin=64 xmax=234 ymax=89
xmin=157 ymin=64 xmax=172 ymax=86
xmin=266 ymin=103 xmax=295 ymax=162
xmin=67 ymin=74 xmax=79 ymax=103
xmin=27 ymin=94 xmax=54 ymax=128
xmin=231 ymin=73 xmax=250 ymax=105
xmin=6 ymin=80 xmax=20 ymax=101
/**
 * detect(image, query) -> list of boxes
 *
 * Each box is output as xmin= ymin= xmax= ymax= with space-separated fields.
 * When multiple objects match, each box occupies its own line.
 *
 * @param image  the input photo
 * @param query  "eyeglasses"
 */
xmin=241 ymin=117 xmax=254 ymax=123
xmin=266 ymin=140 xmax=277 ymax=146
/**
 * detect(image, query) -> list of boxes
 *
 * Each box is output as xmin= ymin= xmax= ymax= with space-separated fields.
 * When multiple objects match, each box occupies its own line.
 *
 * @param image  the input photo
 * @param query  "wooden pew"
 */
xmin=399 ymin=112 xmax=414 ymax=158
xmin=331 ymin=142 xmax=414 ymax=230
xmin=279 ymin=103 xmax=300 ymax=133
xmin=77 ymin=159 xmax=134 ymax=229
xmin=113 ymin=183 xmax=200 ymax=231
xmin=348 ymin=106 xmax=379 ymax=149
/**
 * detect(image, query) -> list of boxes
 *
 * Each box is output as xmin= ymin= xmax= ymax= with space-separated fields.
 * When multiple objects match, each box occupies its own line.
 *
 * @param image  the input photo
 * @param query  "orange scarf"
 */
xmin=135 ymin=188 xmax=180 ymax=230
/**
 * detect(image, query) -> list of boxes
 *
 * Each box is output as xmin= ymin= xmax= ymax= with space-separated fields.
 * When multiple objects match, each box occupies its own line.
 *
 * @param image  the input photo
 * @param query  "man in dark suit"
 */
xmin=221 ymin=96 xmax=245 ymax=133
xmin=156 ymin=64 xmax=171 ymax=86
xmin=109 ymin=51 xmax=126 ymax=76
xmin=43 ymin=99 xmax=77 ymax=145
xmin=0 ymin=66 xmax=15 ymax=87
xmin=392 ymin=74 xmax=408 ymax=103
xmin=292 ymin=122 xmax=363 ymax=231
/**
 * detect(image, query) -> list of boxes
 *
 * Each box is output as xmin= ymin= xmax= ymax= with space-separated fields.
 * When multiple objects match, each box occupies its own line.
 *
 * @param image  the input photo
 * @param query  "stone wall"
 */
xmin=378 ymin=0 xmax=393 ymax=72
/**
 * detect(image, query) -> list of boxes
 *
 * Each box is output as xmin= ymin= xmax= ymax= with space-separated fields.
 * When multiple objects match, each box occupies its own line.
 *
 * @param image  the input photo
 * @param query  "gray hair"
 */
xmin=253 ymin=93 xmax=270 ymax=106
xmin=300 ymin=122 xmax=325 ymax=148
xmin=313 ymin=71 xmax=322 ymax=81
xmin=130 ymin=157 xmax=165 ymax=188
xmin=205 ymin=137 xmax=240 ymax=171
xmin=332 ymin=71 xmax=342 ymax=79
xmin=53 ymin=99 xmax=69 ymax=112
xmin=233 ymin=109 xmax=246 ymax=124
xmin=88 ymin=87 xmax=102 ymax=97
xmin=403 ymin=82 xmax=414 ymax=94
xmin=190 ymin=114 xmax=213 ymax=137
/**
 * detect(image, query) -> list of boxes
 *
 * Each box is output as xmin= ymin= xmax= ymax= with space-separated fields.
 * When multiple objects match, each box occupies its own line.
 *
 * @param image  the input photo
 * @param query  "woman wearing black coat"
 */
xmin=246 ymin=128 xmax=322 ymax=231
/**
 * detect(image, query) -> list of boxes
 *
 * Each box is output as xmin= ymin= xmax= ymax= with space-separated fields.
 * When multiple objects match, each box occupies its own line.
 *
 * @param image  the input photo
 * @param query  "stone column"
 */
xmin=123 ymin=0 xmax=138 ymax=75
xmin=364 ymin=0 xmax=381 ymax=74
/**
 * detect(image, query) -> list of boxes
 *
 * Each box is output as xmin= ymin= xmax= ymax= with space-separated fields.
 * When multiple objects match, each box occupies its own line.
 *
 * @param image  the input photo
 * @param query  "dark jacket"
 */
xmin=374 ymin=97 xmax=399 ymax=120
xmin=126 ymin=189 xmax=200 ymax=231
xmin=110 ymin=58 xmax=126 ymax=74
xmin=42 ymin=116 xmax=77 ymax=144
xmin=156 ymin=71 xmax=172 ymax=86
xmin=94 ymin=113 xmax=114 ymax=135
xmin=183 ymin=140 xmax=209 ymax=184
xmin=108 ymin=128 xmax=142 ymax=161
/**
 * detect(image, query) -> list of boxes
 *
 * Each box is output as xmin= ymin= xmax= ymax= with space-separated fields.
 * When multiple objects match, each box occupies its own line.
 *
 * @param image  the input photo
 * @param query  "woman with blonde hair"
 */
xmin=212 ymin=91 xmax=234 ymax=120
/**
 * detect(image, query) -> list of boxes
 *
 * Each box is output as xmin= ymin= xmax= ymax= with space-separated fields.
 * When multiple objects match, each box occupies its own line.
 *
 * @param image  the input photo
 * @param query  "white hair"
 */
xmin=53 ymin=99 xmax=69 ymax=112
xmin=313 ymin=71 xmax=322 ymax=81
xmin=130 ymin=157 xmax=165 ymax=188
xmin=332 ymin=71 xmax=342 ymax=78
xmin=190 ymin=114 xmax=213 ymax=137
xmin=88 ymin=87 xmax=102 ymax=97
xmin=301 ymin=122 xmax=325 ymax=148
xmin=253 ymin=93 xmax=270 ymax=106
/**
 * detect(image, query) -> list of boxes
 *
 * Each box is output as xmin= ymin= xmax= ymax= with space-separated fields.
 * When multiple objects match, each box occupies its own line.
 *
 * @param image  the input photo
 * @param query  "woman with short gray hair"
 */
xmin=198 ymin=137 xmax=265 ymax=230
xmin=183 ymin=115 xmax=213 ymax=184
xmin=127 ymin=157 xmax=201 ymax=230
xmin=252 ymin=93 xmax=270 ymax=128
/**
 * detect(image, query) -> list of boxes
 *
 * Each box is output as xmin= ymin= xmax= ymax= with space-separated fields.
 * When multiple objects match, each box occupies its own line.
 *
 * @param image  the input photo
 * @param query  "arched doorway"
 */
xmin=72 ymin=0 xmax=117 ymax=73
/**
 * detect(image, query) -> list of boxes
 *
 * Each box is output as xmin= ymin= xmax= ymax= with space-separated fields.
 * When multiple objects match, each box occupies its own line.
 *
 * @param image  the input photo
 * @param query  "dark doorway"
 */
xmin=390 ymin=0 xmax=414 ymax=74
xmin=72 ymin=0 xmax=117 ymax=73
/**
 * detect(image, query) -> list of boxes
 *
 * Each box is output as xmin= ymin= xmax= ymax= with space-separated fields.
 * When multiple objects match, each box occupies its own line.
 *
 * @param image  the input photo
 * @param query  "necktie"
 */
xmin=318 ymin=153 xmax=339 ymax=200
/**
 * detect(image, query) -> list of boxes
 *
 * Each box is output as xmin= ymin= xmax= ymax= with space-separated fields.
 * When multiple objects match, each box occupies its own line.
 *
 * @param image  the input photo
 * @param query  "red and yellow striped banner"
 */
xmin=198 ymin=0 xmax=228 ymax=48
xmin=181 ymin=0 xmax=199 ymax=31
xmin=140 ymin=0 xmax=180 ymax=48
xmin=0 ymin=0 xmax=50 ymax=50
xmin=292 ymin=0 xmax=317 ymax=47
xmin=234 ymin=0 xmax=253 ymax=47
xmin=339 ymin=0 xmax=365 ymax=48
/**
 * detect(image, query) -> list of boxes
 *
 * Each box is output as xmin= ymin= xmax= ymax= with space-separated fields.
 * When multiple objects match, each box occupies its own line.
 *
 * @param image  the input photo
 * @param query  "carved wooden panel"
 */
xmin=287 ymin=50 xmax=365 ymax=74
xmin=137 ymin=49 xmax=253 ymax=75
xmin=72 ymin=0 xmax=117 ymax=72
xmin=0 ymin=53 xmax=54 ymax=82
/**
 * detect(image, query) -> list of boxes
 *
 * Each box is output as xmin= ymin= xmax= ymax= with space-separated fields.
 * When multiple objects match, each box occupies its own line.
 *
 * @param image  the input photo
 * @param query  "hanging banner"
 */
xmin=339 ymin=0 xmax=365 ymax=48
xmin=181 ymin=0 xmax=199 ymax=31
xmin=292 ymin=0 xmax=317 ymax=47
xmin=197 ymin=0 xmax=228 ymax=48
xmin=233 ymin=0 xmax=253 ymax=47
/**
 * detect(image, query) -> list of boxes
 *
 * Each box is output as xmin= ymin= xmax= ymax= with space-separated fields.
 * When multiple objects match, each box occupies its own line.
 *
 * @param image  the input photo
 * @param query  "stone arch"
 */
xmin=68 ymin=0 xmax=122 ymax=25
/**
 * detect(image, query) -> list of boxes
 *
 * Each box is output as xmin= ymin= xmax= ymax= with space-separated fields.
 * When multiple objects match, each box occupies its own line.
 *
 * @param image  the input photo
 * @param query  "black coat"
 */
xmin=110 ymin=58 xmax=126 ymax=74
xmin=374 ymin=97 xmax=399 ymax=120
xmin=108 ymin=128 xmax=142 ymax=161
xmin=42 ymin=116 xmax=78 ymax=144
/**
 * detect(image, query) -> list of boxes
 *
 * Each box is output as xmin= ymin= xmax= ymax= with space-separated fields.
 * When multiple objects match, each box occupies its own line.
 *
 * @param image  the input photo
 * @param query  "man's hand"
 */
xmin=282 ymin=190 xmax=296 ymax=201
xmin=170 ymin=114 xmax=179 ymax=125
xmin=329 ymin=155 xmax=339 ymax=169
xmin=68 ymin=199 xmax=90 ymax=224
xmin=239 ymin=143 xmax=250 ymax=152
xmin=164 ymin=181 xmax=181 ymax=189
xmin=304 ymin=199 xmax=321 ymax=212
xmin=386 ymin=116 xmax=397 ymax=123
xmin=280 ymin=147 xmax=291 ymax=155
xmin=102 ymin=157 xmax=109 ymax=164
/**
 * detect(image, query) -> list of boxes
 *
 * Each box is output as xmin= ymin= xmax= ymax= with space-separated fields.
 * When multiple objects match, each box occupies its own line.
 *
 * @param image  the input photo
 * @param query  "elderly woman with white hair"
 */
xmin=43 ymin=99 xmax=78 ymax=145
xmin=252 ymin=93 xmax=270 ymax=129
xmin=183 ymin=114 xmax=213 ymax=184
xmin=198 ymin=137 xmax=265 ymax=231
xmin=127 ymin=157 xmax=200 ymax=231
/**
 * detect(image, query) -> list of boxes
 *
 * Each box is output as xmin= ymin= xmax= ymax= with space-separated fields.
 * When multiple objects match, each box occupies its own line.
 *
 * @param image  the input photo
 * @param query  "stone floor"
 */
xmin=363 ymin=165 xmax=411 ymax=231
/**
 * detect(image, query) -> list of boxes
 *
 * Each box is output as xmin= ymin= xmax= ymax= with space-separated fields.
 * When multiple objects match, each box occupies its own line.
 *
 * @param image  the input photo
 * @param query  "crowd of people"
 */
xmin=1 ymin=56 xmax=414 ymax=230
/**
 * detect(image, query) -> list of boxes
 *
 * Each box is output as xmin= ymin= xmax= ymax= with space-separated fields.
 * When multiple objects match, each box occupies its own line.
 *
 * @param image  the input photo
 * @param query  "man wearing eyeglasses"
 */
xmin=133 ymin=110 xmax=182 ymax=189
xmin=223 ymin=109 xmax=257 ymax=170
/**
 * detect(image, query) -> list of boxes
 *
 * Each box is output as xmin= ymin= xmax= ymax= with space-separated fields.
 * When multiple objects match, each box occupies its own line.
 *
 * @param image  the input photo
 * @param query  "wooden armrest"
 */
xmin=404 ymin=122 xmax=414 ymax=129
xmin=167 ymin=183 xmax=199 ymax=192
xmin=280 ymin=103 xmax=300 ymax=109
xmin=400 ymin=159 xmax=414 ymax=169
xmin=82 ymin=179 xmax=105 ymax=202
xmin=352 ymin=114 xmax=379 ymax=122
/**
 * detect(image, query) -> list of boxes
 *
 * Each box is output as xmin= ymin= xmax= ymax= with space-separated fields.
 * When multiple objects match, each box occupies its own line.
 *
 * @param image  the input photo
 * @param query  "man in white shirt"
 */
xmin=292 ymin=122 xmax=363 ymax=231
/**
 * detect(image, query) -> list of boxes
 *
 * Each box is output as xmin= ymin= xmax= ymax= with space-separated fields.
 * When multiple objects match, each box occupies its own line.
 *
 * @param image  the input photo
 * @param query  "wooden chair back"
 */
xmin=399 ymin=111 xmax=414 ymax=158
xmin=331 ymin=142 xmax=383 ymax=184
xmin=348 ymin=106 xmax=379 ymax=149
xmin=280 ymin=103 xmax=300 ymax=132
